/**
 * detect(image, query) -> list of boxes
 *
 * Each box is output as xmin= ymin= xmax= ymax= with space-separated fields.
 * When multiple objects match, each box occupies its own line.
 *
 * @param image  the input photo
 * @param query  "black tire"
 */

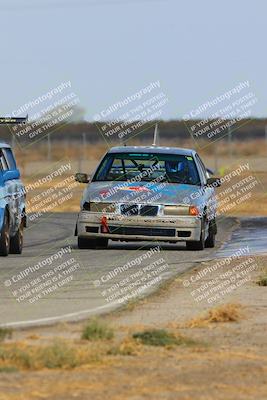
xmin=78 ymin=237 xmax=109 ymax=249
xmin=186 ymin=219 xmax=205 ymax=251
xmin=78 ymin=237 xmax=97 ymax=249
xmin=10 ymin=222 xmax=24 ymax=254
xmin=96 ymin=238 xmax=109 ymax=249
xmin=205 ymin=219 xmax=216 ymax=248
xmin=0 ymin=212 xmax=10 ymax=257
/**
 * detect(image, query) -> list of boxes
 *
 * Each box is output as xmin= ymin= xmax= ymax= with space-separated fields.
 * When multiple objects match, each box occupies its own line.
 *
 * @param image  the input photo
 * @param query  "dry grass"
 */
xmin=0 ymin=328 xmax=12 ymax=342
xmin=256 ymin=262 xmax=267 ymax=286
xmin=0 ymin=321 xmax=135 ymax=372
xmin=14 ymin=138 xmax=267 ymax=166
xmin=0 ymin=339 xmax=105 ymax=371
xmin=25 ymin=334 xmax=41 ymax=341
xmin=185 ymin=303 xmax=244 ymax=328
xmin=108 ymin=337 xmax=141 ymax=356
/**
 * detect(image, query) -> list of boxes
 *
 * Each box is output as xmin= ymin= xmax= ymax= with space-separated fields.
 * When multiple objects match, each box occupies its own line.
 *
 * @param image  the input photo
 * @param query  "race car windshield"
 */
xmin=93 ymin=153 xmax=201 ymax=185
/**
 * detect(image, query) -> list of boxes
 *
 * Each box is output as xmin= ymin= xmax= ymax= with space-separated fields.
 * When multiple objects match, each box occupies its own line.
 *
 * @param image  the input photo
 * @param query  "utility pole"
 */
xmin=228 ymin=124 xmax=233 ymax=162
xmin=152 ymin=123 xmax=159 ymax=146
xmin=81 ymin=132 xmax=87 ymax=172
xmin=214 ymin=142 xmax=219 ymax=173
xmin=82 ymin=132 xmax=87 ymax=161
xmin=47 ymin=133 xmax=51 ymax=162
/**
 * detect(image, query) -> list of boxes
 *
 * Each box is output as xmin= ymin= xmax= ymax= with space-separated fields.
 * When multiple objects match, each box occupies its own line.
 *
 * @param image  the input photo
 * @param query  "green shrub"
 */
xmin=0 ymin=328 xmax=12 ymax=342
xmin=257 ymin=276 xmax=267 ymax=286
xmin=0 ymin=366 xmax=18 ymax=373
xmin=36 ymin=340 xmax=78 ymax=369
xmin=133 ymin=329 xmax=194 ymax=347
xmin=81 ymin=319 xmax=114 ymax=341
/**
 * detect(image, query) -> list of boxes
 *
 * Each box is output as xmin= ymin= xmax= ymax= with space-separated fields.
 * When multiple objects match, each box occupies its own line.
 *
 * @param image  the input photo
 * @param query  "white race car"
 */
xmin=75 ymin=146 xmax=220 ymax=250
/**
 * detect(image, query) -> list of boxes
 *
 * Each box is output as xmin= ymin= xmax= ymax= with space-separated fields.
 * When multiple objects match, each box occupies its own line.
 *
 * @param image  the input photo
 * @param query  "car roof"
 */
xmin=108 ymin=146 xmax=196 ymax=156
xmin=0 ymin=141 xmax=11 ymax=149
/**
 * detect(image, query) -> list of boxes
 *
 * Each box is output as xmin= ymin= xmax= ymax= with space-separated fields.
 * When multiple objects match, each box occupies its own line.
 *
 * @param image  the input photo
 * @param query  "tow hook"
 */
xmin=101 ymin=216 xmax=109 ymax=233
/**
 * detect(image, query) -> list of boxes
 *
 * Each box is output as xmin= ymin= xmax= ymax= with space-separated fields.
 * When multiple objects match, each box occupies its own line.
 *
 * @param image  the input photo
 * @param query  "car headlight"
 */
xmin=82 ymin=201 xmax=91 ymax=211
xmin=164 ymin=205 xmax=190 ymax=216
xmin=88 ymin=202 xmax=116 ymax=213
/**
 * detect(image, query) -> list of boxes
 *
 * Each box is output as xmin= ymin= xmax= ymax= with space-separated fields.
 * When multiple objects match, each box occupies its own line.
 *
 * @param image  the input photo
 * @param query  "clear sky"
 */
xmin=0 ymin=0 xmax=266 ymax=121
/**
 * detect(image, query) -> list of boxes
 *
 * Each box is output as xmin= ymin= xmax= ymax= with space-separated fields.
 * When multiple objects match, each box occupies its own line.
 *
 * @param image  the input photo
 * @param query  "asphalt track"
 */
xmin=0 ymin=213 xmax=263 ymax=328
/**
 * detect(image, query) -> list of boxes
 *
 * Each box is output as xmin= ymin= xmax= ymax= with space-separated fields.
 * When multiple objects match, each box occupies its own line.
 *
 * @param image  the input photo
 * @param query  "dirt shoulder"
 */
xmin=0 ymin=253 xmax=266 ymax=400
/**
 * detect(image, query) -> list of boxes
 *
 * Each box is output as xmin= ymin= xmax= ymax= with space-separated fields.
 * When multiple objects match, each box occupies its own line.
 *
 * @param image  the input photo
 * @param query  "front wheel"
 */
xmin=78 ymin=237 xmax=109 ymax=249
xmin=10 ymin=222 xmax=24 ymax=254
xmin=0 ymin=213 xmax=10 ymax=257
xmin=205 ymin=219 xmax=216 ymax=248
xmin=96 ymin=238 xmax=109 ymax=249
xmin=186 ymin=220 xmax=205 ymax=251
xmin=78 ymin=237 xmax=97 ymax=249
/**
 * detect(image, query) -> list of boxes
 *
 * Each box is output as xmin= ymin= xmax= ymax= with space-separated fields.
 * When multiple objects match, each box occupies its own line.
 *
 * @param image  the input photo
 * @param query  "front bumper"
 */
xmin=77 ymin=211 xmax=202 ymax=242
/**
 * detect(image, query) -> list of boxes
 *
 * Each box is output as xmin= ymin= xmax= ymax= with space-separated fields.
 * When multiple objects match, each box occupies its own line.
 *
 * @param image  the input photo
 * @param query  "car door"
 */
xmin=0 ymin=148 xmax=12 ymax=228
xmin=0 ymin=150 xmax=7 ymax=211
xmin=0 ymin=148 xmax=21 ymax=235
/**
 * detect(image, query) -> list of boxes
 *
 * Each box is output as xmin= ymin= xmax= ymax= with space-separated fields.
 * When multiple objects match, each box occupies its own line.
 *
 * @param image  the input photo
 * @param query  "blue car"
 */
xmin=0 ymin=142 xmax=26 ymax=256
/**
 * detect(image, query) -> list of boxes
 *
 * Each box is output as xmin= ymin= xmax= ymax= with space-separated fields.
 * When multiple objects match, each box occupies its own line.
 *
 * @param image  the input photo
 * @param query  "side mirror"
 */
xmin=2 ymin=169 xmax=20 ymax=182
xmin=206 ymin=168 xmax=214 ymax=176
xmin=206 ymin=177 xmax=221 ymax=187
xmin=75 ymin=173 xmax=90 ymax=184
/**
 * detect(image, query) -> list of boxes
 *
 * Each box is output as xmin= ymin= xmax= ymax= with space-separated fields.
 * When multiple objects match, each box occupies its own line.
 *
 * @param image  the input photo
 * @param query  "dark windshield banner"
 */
xmin=0 ymin=117 xmax=27 ymax=125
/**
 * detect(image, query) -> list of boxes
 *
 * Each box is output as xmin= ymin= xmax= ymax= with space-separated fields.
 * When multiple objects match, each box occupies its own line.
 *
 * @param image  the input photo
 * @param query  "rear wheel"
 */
xmin=10 ymin=222 xmax=24 ymax=254
xmin=0 ymin=213 xmax=10 ymax=257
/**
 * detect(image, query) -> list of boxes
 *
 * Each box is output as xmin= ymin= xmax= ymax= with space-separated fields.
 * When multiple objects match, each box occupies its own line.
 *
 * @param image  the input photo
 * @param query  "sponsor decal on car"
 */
xmin=117 ymin=186 xmax=151 ymax=192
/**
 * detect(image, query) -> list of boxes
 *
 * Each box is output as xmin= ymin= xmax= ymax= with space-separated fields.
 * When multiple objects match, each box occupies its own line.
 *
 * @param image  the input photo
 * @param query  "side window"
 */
xmin=3 ymin=148 xmax=17 ymax=170
xmin=195 ymin=154 xmax=207 ymax=185
xmin=0 ymin=149 xmax=9 ymax=171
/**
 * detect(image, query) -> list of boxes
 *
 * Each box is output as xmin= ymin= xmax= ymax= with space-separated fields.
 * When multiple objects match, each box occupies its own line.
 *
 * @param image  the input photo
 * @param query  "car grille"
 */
xmin=120 ymin=204 xmax=139 ymax=216
xmin=108 ymin=226 xmax=175 ymax=237
xmin=120 ymin=204 xmax=159 ymax=217
xmin=140 ymin=205 xmax=158 ymax=216
xmin=86 ymin=226 xmax=99 ymax=233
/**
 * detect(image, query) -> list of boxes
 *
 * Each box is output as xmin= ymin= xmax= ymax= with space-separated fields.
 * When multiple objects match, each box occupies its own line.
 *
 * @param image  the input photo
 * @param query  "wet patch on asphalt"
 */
xmin=216 ymin=217 xmax=267 ymax=257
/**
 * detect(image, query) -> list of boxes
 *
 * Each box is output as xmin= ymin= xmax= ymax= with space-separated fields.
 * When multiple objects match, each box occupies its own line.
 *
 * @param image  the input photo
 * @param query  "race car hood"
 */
xmin=81 ymin=181 xmax=205 ymax=207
